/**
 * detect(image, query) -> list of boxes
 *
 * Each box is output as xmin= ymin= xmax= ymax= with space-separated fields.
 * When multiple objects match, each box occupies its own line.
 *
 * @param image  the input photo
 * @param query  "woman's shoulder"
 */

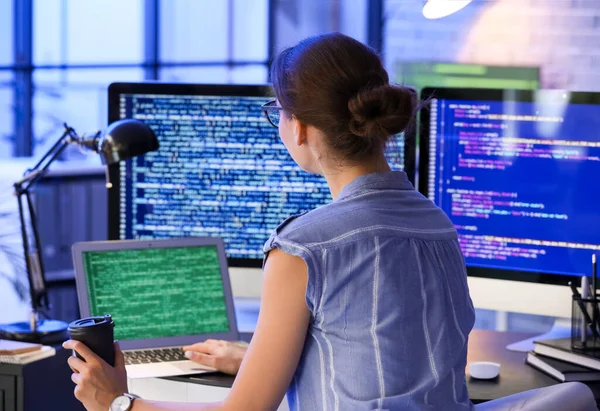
xmin=262 ymin=202 xmax=344 ymax=250
xmin=270 ymin=193 xmax=456 ymax=248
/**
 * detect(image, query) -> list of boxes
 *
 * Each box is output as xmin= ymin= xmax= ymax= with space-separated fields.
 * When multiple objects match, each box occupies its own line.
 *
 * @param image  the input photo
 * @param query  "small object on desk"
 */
xmin=526 ymin=351 xmax=600 ymax=382
xmin=593 ymin=254 xmax=599 ymax=336
xmin=569 ymin=280 xmax=599 ymax=343
xmin=593 ymin=254 xmax=597 ymax=301
xmin=0 ymin=339 xmax=42 ymax=355
xmin=67 ymin=314 xmax=115 ymax=366
xmin=468 ymin=361 xmax=500 ymax=379
xmin=534 ymin=337 xmax=600 ymax=371
xmin=0 ymin=345 xmax=55 ymax=364
xmin=582 ymin=276 xmax=590 ymax=345
xmin=582 ymin=276 xmax=590 ymax=300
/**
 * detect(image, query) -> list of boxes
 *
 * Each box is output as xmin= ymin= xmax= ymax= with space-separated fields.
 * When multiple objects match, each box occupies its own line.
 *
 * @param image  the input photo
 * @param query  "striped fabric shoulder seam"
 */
xmin=305 ymin=225 xmax=456 ymax=247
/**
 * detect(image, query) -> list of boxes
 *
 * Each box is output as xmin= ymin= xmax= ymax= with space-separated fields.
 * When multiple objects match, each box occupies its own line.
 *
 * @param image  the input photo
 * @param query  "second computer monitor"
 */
xmin=108 ymin=83 xmax=414 ymax=267
xmin=420 ymin=87 xmax=600 ymax=285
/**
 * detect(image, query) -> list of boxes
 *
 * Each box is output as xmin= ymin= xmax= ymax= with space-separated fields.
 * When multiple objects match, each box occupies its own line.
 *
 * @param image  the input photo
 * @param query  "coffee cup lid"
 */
xmin=68 ymin=314 xmax=114 ymax=331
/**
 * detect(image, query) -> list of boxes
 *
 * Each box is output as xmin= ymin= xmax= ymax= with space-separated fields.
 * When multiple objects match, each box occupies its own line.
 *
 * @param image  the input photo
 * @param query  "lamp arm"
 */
xmin=13 ymin=124 xmax=80 ymax=322
xmin=21 ymin=124 xmax=76 ymax=178
xmin=16 ymin=127 xmax=78 ymax=193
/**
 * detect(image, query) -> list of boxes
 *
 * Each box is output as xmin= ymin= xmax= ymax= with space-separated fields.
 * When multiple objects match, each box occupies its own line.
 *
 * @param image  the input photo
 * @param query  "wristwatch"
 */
xmin=109 ymin=393 xmax=140 ymax=411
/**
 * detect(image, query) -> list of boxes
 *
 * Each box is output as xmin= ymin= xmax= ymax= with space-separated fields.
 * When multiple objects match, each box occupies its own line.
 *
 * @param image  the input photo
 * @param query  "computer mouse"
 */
xmin=468 ymin=361 xmax=500 ymax=379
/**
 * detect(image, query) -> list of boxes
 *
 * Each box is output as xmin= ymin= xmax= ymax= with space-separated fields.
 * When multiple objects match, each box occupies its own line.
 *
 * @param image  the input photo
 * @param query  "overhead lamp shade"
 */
xmin=422 ymin=0 xmax=472 ymax=19
xmin=97 ymin=119 xmax=159 ymax=165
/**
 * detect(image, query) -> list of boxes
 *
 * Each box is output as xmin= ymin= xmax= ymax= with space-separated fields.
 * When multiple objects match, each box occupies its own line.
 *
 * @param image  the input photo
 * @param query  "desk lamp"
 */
xmin=422 ymin=0 xmax=472 ymax=19
xmin=0 ymin=119 xmax=159 ymax=344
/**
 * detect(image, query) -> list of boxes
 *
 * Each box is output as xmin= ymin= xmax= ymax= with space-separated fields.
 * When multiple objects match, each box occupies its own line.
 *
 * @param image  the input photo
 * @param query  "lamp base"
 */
xmin=0 ymin=319 xmax=69 ymax=345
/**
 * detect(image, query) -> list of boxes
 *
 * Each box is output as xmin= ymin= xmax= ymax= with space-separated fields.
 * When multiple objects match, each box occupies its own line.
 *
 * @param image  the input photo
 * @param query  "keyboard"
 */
xmin=124 ymin=347 xmax=188 ymax=365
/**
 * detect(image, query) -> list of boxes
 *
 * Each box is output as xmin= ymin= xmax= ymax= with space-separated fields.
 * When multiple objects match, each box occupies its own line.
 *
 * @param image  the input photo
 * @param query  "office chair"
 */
xmin=474 ymin=381 xmax=597 ymax=411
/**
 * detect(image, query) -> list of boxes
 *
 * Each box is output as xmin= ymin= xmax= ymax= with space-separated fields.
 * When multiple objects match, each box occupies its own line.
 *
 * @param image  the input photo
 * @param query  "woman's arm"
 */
xmin=220 ymin=248 xmax=311 ymax=410
xmin=133 ymin=248 xmax=310 ymax=411
xmin=65 ymin=247 xmax=310 ymax=411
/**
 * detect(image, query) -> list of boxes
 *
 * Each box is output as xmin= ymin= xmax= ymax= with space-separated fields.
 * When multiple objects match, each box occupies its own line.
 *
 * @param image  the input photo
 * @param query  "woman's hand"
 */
xmin=183 ymin=340 xmax=248 ymax=375
xmin=63 ymin=340 xmax=128 ymax=411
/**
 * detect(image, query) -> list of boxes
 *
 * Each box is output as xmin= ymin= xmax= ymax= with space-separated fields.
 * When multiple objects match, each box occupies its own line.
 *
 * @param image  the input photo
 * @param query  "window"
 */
xmin=159 ymin=65 xmax=268 ymax=84
xmin=10 ymin=0 xmax=272 ymax=157
xmin=33 ymin=68 xmax=144 ymax=157
xmin=0 ymin=0 xmax=13 ymax=66
xmin=0 ymin=72 xmax=14 ymax=159
xmin=271 ymin=0 xmax=368 ymax=53
xmin=158 ymin=0 xmax=270 ymax=84
xmin=232 ymin=0 xmax=269 ymax=61
xmin=159 ymin=66 xmax=229 ymax=84
xmin=28 ymin=0 xmax=146 ymax=158
xmin=159 ymin=0 xmax=230 ymax=63
xmin=230 ymin=65 xmax=269 ymax=84
xmin=34 ymin=0 xmax=144 ymax=65
xmin=11 ymin=1 xmax=371 ymax=157
xmin=0 ymin=0 xmax=13 ymax=158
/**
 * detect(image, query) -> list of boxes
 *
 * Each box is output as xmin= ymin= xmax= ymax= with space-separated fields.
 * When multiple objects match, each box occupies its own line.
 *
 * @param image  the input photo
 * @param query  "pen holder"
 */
xmin=571 ymin=296 xmax=600 ymax=351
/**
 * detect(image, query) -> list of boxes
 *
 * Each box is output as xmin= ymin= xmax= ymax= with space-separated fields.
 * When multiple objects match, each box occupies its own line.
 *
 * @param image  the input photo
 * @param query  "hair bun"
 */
xmin=347 ymin=85 xmax=416 ymax=144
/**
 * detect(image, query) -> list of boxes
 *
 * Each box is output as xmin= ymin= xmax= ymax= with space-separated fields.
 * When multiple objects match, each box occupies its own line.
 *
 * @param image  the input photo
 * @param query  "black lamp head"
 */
xmin=97 ymin=119 xmax=159 ymax=165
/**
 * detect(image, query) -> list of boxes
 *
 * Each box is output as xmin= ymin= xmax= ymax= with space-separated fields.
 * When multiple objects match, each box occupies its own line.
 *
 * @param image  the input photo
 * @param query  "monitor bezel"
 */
xmin=418 ymin=87 xmax=600 ymax=287
xmin=71 ymin=237 xmax=239 ymax=349
xmin=108 ymin=82 xmax=417 ymax=268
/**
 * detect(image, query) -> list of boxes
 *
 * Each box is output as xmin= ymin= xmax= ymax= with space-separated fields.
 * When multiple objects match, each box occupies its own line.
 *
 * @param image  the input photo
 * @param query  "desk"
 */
xmin=467 ymin=329 xmax=600 ymax=403
xmin=129 ymin=329 xmax=600 ymax=408
xmin=5 ymin=329 xmax=599 ymax=409
xmin=0 ymin=347 xmax=84 ymax=411
xmin=467 ymin=330 xmax=556 ymax=402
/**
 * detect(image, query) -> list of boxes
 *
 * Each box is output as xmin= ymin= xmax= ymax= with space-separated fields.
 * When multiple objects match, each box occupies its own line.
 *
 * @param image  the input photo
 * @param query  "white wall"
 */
xmin=384 ymin=0 xmax=600 ymax=91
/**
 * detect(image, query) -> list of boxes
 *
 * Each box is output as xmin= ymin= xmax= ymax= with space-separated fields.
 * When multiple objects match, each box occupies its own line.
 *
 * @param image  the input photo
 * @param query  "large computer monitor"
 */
xmin=396 ymin=62 xmax=540 ymax=91
xmin=107 ymin=83 xmax=415 ymax=270
xmin=419 ymin=88 xmax=600 ymax=317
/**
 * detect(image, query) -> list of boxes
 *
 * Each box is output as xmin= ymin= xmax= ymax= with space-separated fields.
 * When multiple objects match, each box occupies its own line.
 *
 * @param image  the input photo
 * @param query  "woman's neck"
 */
xmin=322 ymin=155 xmax=391 ymax=200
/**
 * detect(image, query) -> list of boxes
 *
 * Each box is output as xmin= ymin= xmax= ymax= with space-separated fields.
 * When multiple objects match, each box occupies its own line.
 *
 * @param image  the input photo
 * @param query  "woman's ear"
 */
xmin=293 ymin=117 xmax=308 ymax=147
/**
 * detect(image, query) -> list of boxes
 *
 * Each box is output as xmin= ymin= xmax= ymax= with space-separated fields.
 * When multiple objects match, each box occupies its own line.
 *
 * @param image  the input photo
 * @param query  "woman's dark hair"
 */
xmin=271 ymin=32 xmax=417 ymax=162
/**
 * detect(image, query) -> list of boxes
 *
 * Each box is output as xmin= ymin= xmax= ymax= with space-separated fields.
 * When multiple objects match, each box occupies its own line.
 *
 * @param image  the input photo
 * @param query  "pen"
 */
xmin=593 ymin=254 xmax=597 ymax=300
xmin=593 ymin=254 xmax=598 ymax=340
xmin=583 ymin=276 xmax=590 ymax=300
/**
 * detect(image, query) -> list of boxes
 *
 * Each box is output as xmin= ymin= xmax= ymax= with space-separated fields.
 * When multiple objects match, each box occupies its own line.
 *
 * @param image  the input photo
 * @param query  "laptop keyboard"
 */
xmin=124 ymin=348 xmax=188 ymax=365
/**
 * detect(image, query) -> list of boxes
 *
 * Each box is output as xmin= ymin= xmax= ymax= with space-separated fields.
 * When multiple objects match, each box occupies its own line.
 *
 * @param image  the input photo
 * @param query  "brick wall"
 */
xmin=384 ymin=0 xmax=600 ymax=91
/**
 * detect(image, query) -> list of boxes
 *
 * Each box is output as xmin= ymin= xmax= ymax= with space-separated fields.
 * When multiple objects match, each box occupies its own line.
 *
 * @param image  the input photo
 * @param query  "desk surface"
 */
xmin=466 ymin=329 xmax=599 ymax=402
xmin=168 ymin=329 xmax=600 ymax=403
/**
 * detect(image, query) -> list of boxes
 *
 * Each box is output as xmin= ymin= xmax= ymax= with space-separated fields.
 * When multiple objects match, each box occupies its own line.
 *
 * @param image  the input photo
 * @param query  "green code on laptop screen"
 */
xmin=82 ymin=245 xmax=230 ymax=341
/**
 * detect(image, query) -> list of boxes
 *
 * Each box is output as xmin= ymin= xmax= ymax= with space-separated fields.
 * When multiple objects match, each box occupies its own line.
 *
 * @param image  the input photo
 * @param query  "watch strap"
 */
xmin=124 ymin=393 xmax=140 ymax=410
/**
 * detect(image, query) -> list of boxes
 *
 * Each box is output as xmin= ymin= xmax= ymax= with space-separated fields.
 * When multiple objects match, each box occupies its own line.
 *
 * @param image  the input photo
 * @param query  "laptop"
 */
xmin=71 ymin=237 xmax=239 ymax=379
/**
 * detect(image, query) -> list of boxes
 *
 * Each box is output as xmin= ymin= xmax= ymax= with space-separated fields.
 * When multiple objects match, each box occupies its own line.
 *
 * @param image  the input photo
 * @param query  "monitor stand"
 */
xmin=505 ymin=317 xmax=571 ymax=352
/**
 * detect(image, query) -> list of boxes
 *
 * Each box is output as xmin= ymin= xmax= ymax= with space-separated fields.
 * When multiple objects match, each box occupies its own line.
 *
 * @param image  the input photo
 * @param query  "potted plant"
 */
xmin=0 ymin=208 xmax=28 ymax=303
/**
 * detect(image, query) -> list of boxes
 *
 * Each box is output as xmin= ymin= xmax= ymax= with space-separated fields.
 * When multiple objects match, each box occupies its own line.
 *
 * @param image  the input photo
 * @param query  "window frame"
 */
xmin=10 ymin=0 xmax=278 ymax=157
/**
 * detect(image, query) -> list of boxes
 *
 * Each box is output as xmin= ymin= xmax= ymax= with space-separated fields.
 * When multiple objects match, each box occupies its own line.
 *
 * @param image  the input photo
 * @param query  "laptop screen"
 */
xmin=81 ymin=245 xmax=230 ymax=341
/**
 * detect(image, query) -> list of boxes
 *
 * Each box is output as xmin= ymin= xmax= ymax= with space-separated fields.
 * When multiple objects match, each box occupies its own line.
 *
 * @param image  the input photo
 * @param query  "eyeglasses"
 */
xmin=261 ymin=100 xmax=284 ymax=128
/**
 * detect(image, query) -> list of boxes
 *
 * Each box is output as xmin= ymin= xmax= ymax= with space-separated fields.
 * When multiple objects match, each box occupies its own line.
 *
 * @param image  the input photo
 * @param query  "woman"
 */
xmin=64 ymin=32 xmax=475 ymax=411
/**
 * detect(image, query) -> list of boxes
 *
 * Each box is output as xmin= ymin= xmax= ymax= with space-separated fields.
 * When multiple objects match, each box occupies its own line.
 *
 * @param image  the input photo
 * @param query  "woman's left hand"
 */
xmin=62 ymin=340 xmax=129 ymax=411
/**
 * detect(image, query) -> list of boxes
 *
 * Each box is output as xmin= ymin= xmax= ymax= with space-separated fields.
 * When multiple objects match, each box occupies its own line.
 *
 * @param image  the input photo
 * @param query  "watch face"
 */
xmin=110 ymin=395 xmax=132 ymax=411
